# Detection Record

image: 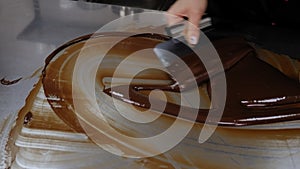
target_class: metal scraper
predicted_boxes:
[154,17,212,90]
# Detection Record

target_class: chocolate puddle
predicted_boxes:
[42,33,300,131]
[103,35,300,126]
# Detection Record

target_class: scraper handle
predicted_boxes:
[165,16,212,39]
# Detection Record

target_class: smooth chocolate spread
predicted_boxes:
[103,36,300,126]
[42,33,300,131]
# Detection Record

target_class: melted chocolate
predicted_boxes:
[103,36,300,126]
[241,95,300,109]
[0,77,22,85]
[23,111,33,125]
[42,33,171,132]
[42,33,300,129]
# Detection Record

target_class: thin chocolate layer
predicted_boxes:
[103,36,300,126]
[43,33,170,132]
[42,33,300,129]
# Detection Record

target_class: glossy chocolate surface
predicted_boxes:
[43,33,300,129]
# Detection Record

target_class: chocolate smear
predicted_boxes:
[0,77,22,85]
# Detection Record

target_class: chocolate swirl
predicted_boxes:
[42,33,300,133]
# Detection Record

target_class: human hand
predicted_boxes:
[167,0,207,45]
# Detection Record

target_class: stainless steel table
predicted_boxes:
[0,0,146,122]
[1,2,300,169]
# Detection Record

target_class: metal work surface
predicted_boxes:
[0,0,143,121]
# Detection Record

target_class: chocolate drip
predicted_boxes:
[0,77,22,85]
[23,111,33,125]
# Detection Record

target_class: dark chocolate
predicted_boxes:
[42,33,300,130]
[103,36,300,126]
[0,77,22,85]
[23,111,33,125]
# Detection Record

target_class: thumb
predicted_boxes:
[186,13,202,45]
[166,4,186,26]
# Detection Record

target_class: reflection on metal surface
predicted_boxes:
[77,0,176,11]
[59,0,75,9]
[17,0,124,45]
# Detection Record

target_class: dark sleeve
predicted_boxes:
[207,0,300,27]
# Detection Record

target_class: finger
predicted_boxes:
[187,16,201,45]
[166,2,187,26]
[166,13,184,26]
[186,11,204,45]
